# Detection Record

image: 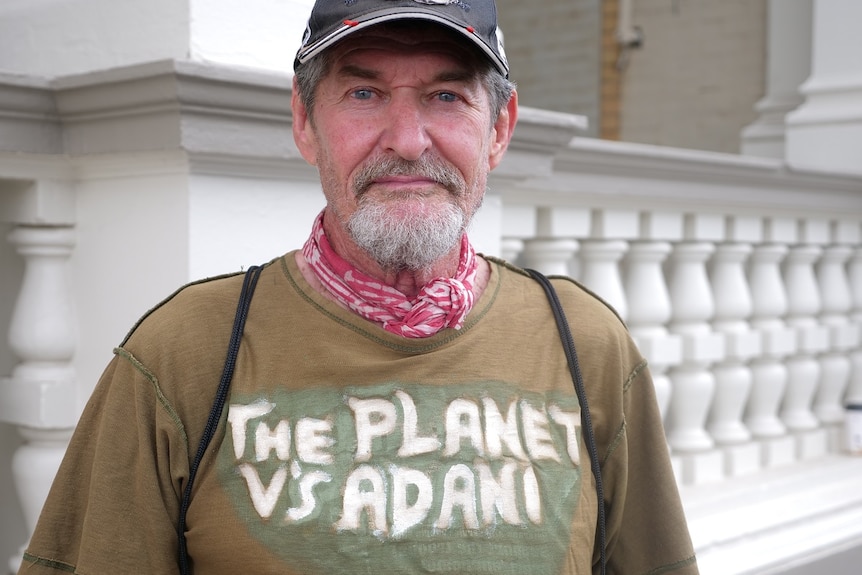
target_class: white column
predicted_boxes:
[847,246,862,405]
[624,212,684,426]
[746,220,798,467]
[0,226,78,574]
[519,207,588,276]
[785,0,862,176]
[520,239,579,276]
[781,245,825,432]
[499,238,524,264]
[740,0,813,158]
[665,215,726,484]
[709,240,762,475]
[500,204,538,266]
[625,241,679,421]
[667,242,718,453]
[815,244,855,439]
[579,240,629,320]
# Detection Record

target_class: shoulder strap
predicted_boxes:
[525,269,607,575]
[178,264,264,575]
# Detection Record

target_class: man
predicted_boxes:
[20,1,698,574]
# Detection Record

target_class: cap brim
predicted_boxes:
[296,8,509,78]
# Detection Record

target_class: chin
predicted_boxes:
[349,200,467,271]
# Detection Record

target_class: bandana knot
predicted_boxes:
[302,212,478,338]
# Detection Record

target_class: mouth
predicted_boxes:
[363,175,444,196]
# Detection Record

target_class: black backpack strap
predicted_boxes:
[178,264,264,575]
[526,269,607,575]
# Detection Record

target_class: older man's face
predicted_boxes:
[293,25,515,272]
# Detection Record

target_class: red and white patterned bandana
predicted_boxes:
[302,211,478,338]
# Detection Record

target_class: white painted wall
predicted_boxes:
[0,0,317,79]
[189,0,315,74]
[0,0,190,78]
[71,167,192,404]
[188,175,324,278]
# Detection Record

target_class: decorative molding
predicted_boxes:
[0,60,298,162]
[0,178,74,225]
[0,74,62,154]
[53,59,297,159]
[496,106,587,180]
[496,135,862,218]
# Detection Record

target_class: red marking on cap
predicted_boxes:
[344,19,359,27]
[466,26,475,33]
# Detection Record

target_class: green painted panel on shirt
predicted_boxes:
[218,380,582,575]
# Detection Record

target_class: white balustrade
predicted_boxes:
[579,240,628,320]
[499,238,524,264]
[624,241,680,420]
[518,207,585,276]
[1,225,78,574]
[746,242,793,444]
[520,237,579,276]
[666,238,724,482]
[781,244,825,432]
[708,243,757,443]
[847,247,862,405]
[815,245,855,431]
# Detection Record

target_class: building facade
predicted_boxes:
[2,1,862,573]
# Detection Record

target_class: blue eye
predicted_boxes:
[352,89,374,100]
[437,92,459,103]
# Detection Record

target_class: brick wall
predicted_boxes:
[619,0,767,153]
[496,0,767,154]
[497,0,602,137]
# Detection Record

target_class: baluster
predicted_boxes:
[500,203,536,266]
[848,246,862,405]
[666,220,725,483]
[816,243,856,450]
[1,225,78,574]
[579,240,629,320]
[747,234,797,468]
[709,236,762,477]
[783,222,833,459]
[500,238,524,265]
[520,238,579,276]
[746,244,790,436]
[519,207,586,276]
[624,241,680,422]
[580,209,639,320]
[781,245,824,431]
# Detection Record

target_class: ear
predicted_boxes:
[487,89,518,171]
[292,76,319,166]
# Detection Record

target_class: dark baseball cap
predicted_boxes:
[295,0,509,78]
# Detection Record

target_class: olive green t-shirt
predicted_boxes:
[21,253,697,575]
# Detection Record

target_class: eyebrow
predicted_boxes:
[335,63,477,86]
[336,64,379,81]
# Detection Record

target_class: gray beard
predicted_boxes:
[348,201,467,273]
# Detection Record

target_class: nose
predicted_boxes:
[379,92,432,162]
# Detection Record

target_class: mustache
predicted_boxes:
[352,155,466,197]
